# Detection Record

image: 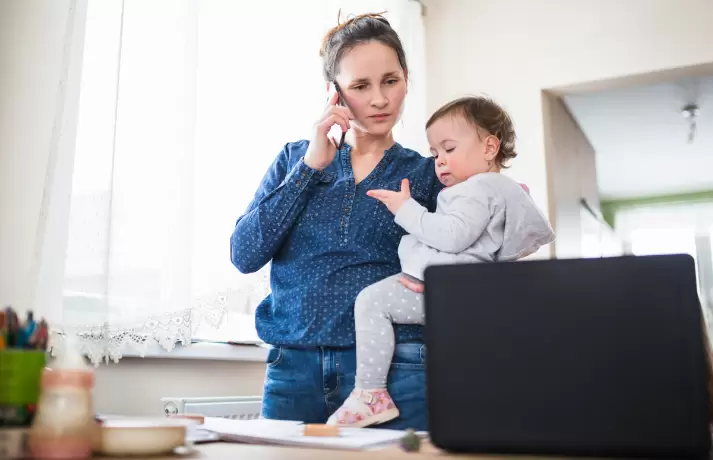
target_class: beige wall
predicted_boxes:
[423,0,713,242]
[93,359,266,416]
[542,94,599,258]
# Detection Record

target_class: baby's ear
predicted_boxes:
[484,135,500,159]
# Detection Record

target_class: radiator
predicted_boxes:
[161,396,262,420]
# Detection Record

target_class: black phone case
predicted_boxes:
[332,81,347,150]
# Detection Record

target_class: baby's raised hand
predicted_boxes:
[367,178,411,215]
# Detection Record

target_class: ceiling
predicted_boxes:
[562,75,713,201]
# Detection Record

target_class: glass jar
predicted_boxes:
[28,354,96,458]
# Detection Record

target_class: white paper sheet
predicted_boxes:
[201,417,415,451]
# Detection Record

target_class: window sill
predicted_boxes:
[119,342,269,362]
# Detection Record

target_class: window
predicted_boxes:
[580,206,623,258]
[61,0,426,363]
[629,228,697,259]
[614,201,713,315]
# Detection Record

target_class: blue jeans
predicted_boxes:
[261,343,427,431]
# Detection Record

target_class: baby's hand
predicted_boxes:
[398,275,424,293]
[367,178,411,215]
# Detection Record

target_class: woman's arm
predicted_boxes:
[231,87,352,273]
[230,142,323,273]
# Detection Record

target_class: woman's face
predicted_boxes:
[334,41,407,137]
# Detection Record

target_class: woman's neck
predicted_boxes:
[346,130,395,156]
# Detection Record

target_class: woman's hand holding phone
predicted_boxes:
[304,85,353,171]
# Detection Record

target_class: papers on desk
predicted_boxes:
[198,417,420,451]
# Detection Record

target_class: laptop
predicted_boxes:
[423,254,711,458]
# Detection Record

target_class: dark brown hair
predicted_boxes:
[426,96,518,169]
[319,12,408,82]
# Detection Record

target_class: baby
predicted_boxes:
[327,96,555,427]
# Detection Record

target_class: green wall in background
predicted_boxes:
[601,189,713,229]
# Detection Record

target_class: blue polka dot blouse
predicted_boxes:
[230,140,442,347]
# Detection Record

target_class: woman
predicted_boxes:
[230,13,440,430]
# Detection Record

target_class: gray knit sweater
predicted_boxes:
[394,172,555,280]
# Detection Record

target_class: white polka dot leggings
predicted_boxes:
[354,273,425,389]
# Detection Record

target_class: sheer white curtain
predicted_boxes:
[62,0,427,364]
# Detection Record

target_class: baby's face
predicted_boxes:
[426,115,498,187]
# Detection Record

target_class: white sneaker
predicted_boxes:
[326,389,400,428]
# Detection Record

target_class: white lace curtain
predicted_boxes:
[59,0,427,364]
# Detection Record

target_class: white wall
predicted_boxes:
[542,94,599,258]
[423,0,713,234]
[94,358,266,416]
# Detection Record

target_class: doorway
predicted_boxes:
[542,62,713,320]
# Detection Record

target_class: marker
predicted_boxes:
[19,311,36,348]
[5,307,19,348]
[33,320,49,351]
[0,310,6,350]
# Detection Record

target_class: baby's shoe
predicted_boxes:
[326,389,399,427]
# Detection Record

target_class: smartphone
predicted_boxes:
[332,81,347,150]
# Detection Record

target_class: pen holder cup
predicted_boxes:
[0,350,47,427]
